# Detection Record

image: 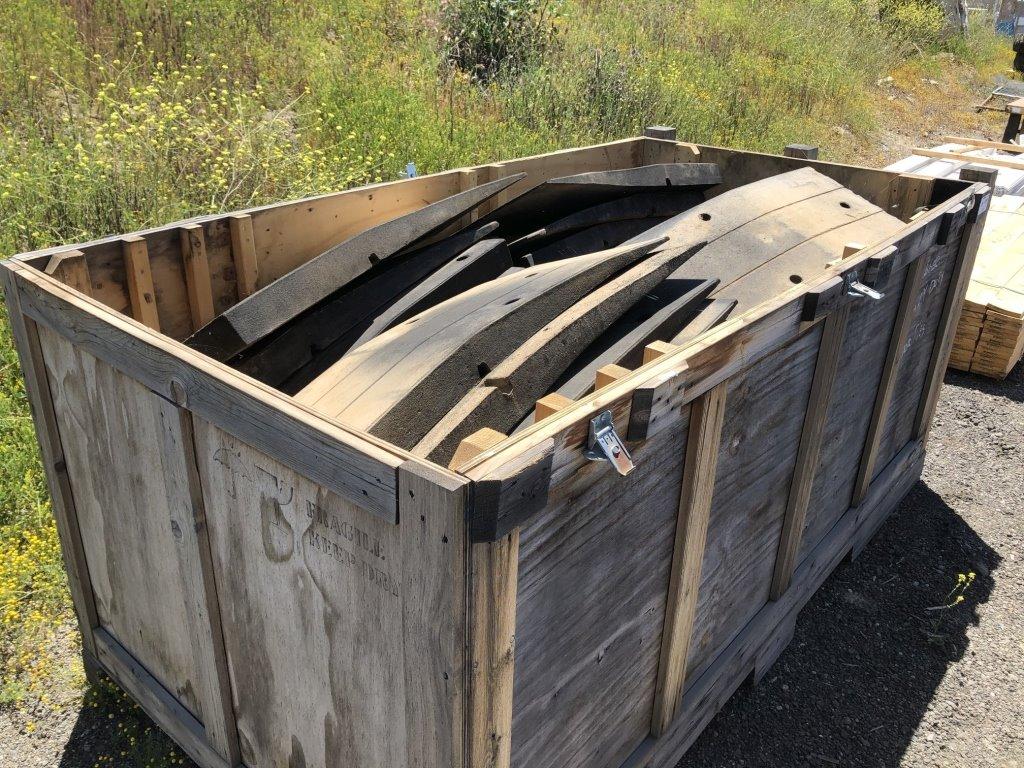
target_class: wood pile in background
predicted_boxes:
[888,137,1024,378]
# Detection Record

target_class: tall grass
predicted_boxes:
[0,0,1009,726]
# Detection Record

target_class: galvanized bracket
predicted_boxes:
[585,410,635,476]
[846,273,884,301]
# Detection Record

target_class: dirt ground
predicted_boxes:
[1,69,1022,768]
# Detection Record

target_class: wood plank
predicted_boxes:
[397,461,469,768]
[122,236,161,331]
[157,401,240,763]
[595,363,631,391]
[93,628,230,768]
[37,327,207,719]
[643,340,678,365]
[413,240,700,464]
[534,393,574,422]
[943,135,1024,153]
[300,240,664,452]
[769,304,850,600]
[237,222,500,390]
[7,261,404,521]
[683,328,822,690]
[915,189,989,437]
[651,382,728,737]
[44,249,92,296]
[350,238,512,349]
[0,270,100,664]
[180,224,216,329]
[450,429,516,768]
[852,251,928,505]
[194,424,464,768]
[189,175,524,360]
[913,147,1024,171]
[228,214,259,300]
[624,440,925,768]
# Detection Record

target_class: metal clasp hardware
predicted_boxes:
[845,270,884,301]
[585,410,635,476]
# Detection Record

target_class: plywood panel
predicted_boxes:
[194,422,465,768]
[510,409,690,768]
[684,327,822,683]
[37,326,204,717]
[876,240,959,472]
[797,262,908,561]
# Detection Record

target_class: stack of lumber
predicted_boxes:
[950,195,1024,376]
[888,136,1024,377]
[187,164,904,465]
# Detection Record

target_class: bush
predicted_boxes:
[440,0,561,82]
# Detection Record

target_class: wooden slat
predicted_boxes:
[0,271,100,665]
[533,393,574,423]
[913,147,1024,172]
[914,190,989,438]
[93,628,230,768]
[44,249,92,296]
[770,305,851,599]
[6,261,403,521]
[643,340,678,365]
[228,214,259,299]
[181,224,215,329]
[627,440,926,768]
[942,135,1024,154]
[451,429,517,768]
[852,253,928,505]
[651,381,728,737]
[595,363,630,390]
[158,401,240,763]
[122,236,161,330]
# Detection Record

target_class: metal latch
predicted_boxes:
[585,410,635,476]
[845,270,884,301]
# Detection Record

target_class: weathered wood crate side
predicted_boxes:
[0,262,471,768]
[0,137,989,768]
[458,178,988,768]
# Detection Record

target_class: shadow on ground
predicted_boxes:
[676,481,1000,768]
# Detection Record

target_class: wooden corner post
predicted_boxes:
[451,429,518,768]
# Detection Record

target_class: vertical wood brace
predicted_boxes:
[890,173,934,221]
[44,250,92,296]
[651,381,728,738]
[122,236,161,331]
[159,399,240,765]
[770,306,850,600]
[180,224,215,330]
[852,252,928,505]
[914,190,989,440]
[228,214,259,300]
[0,270,100,664]
[451,430,517,768]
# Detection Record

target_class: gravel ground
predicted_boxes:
[2,364,1020,768]
[678,360,1024,768]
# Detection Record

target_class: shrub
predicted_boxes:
[440,0,561,82]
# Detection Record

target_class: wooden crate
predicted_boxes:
[1,136,989,768]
